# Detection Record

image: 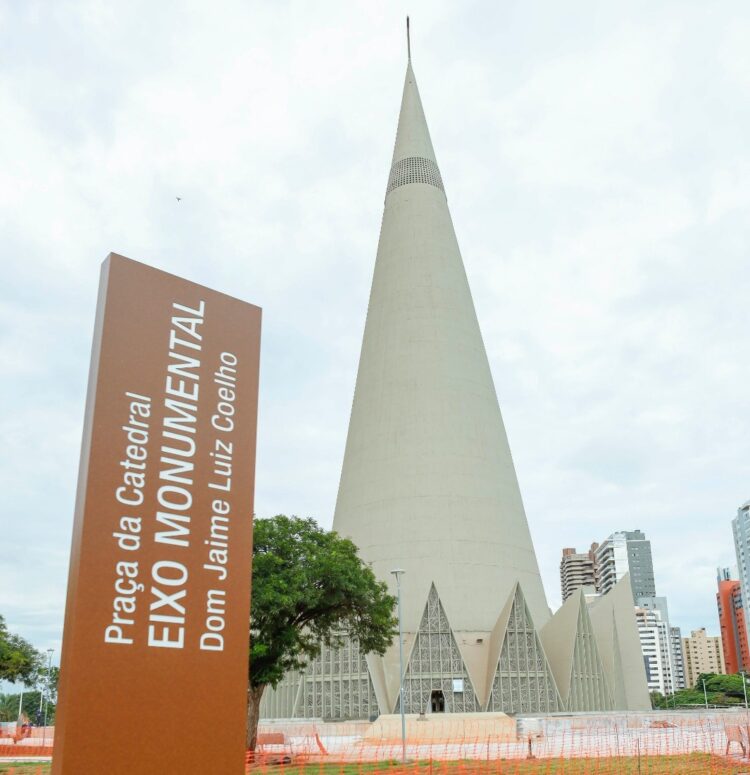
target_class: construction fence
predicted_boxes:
[4,711,750,772]
[0,725,53,758]
[253,710,750,761]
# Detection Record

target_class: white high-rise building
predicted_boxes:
[591,528,681,696]
[635,606,677,695]
[670,626,687,691]
[638,596,685,692]
[732,500,750,643]
[595,530,656,602]
[261,28,650,720]
[594,530,686,694]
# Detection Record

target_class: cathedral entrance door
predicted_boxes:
[430,690,445,713]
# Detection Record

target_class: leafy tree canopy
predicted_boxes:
[246,515,397,749]
[0,615,40,686]
[654,673,750,708]
[249,515,397,690]
[699,672,746,698]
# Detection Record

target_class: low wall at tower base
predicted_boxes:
[363,712,517,742]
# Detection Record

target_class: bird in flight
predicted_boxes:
[176,196,182,202]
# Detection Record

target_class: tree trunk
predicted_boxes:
[246,683,266,751]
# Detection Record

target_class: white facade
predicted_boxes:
[637,595,686,691]
[595,533,630,595]
[670,626,686,690]
[596,531,681,693]
[595,530,655,602]
[732,500,750,645]
[635,606,677,695]
[639,597,683,688]
[333,59,550,644]
[635,596,684,693]
[330,55,553,716]
[588,574,652,711]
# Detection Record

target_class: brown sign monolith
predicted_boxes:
[52,254,261,774]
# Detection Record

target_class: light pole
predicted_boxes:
[38,668,45,712]
[43,649,54,712]
[41,649,54,749]
[37,648,54,713]
[702,678,708,709]
[390,568,406,763]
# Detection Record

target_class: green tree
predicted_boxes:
[659,673,750,708]
[247,516,397,749]
[0,615,40,685]
[650,690,666,709]
[0,691,56,724]
[702,672,745,699]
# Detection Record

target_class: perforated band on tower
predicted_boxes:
[386,156,445,196]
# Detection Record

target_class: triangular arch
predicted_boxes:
[486,584,562,713]
[259,639,379,721]
[568,597,613,711]
[394,583,481,713]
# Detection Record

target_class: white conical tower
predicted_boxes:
[332,25,550,708]
[259,28,651,721]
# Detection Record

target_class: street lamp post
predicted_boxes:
[742,672,748,710]
[42,648,54,713]
[390,569,406,763]
[41,649,53,748]
[702,678,709,709]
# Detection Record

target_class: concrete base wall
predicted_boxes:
[364,712,516,742]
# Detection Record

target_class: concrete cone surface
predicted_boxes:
[333,60,550,696]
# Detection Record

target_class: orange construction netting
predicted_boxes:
[3,711,750,773]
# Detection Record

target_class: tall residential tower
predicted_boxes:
[560,545,597,601]
[732,501,750,644]
[717,567,750,674]
[595,530,655,600]
[682,629,725,687]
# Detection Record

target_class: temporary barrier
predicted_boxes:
[3,711,750,773]
[0,724,54,758]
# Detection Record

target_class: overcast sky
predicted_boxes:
[1,1,749,671]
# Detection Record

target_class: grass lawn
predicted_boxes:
[1,754,746,774]
[260,755,747,774]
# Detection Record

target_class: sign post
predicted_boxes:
[52,254,261,774]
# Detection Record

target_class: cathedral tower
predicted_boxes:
[260,27,649,719]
